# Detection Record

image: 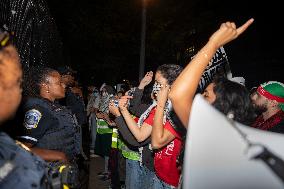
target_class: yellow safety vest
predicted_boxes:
[96,118,113,134]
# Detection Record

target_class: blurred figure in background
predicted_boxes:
[86,85,100,157]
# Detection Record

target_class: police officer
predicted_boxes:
[57,66,90,189]
[0,29,49,189]
[19,67,81,188]
[57,66,87,127]
[57,67,89,157]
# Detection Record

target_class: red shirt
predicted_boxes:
[144,108,182,187]
[252,110,284,131]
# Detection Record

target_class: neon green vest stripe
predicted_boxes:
[96,118,113,134]
[111,128,118,148]
[119,114,140,160]
[120,140,140,161]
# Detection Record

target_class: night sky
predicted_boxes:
[46,0,283,88]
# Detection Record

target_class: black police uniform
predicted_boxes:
[58,89,89,189]
[20,97,82,188]
[0,132,49,189]
[20,97,81,160]
[59,88,87,126]
[58,88,89,156]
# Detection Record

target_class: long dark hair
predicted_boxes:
[141,82,154,105]
[212,77,256,125]
[23,67,56,98]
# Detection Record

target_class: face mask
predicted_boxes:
[152,82,162,96]
[93,91,99,97]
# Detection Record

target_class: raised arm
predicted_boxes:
[109,101,151,147]
[169,19,254,127]
[119,96,152,142]
[151,84,175,149]
[138,71,153,89]
[129,71,153,115]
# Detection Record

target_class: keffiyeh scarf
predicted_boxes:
[137,82,176,164]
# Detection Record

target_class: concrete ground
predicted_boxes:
[88,156,111,189]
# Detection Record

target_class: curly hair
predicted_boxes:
[212,77,256,125]
[156,64,183,85]
[23,67,56,98]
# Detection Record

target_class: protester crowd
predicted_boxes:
[1,18,284,189]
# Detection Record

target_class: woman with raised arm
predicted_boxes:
[118,64,183,188]
[169,19,255,128]
[108,72,155,189]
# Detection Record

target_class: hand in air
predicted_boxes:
[209,18,254,49]
[118,95,133,111]
[109,101,121,117]
[139,71,153,89]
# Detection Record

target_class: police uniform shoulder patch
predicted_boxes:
[24,109,42,129]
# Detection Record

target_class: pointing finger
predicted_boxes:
[236,18,254,36]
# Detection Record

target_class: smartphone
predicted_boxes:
[112,99,119,107]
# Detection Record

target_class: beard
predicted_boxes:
[253,103,268,116]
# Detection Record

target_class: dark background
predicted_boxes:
[45,0,283,88]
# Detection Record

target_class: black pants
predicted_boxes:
[76,155,90,189]
[109,148,121,189]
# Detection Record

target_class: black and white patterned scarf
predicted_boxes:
[137,82,174,127]
[137,82,175,164]
[99,93,113,113]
